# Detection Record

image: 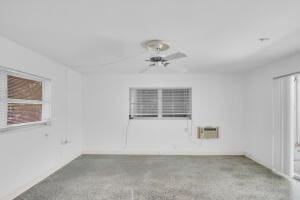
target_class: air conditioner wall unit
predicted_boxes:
[197,127,219,139]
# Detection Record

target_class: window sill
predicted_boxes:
[0,121,51,133]
[129,117,192,120]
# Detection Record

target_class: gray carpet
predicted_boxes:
[14,155,300,200]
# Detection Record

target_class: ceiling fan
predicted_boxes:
[140,40,187,73]
[72,39,187,73]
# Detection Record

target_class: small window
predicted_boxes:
[129,88,191,119]
[0,67,51,131]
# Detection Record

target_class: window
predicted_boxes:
[0,67,51,131]
[129,88,191,119]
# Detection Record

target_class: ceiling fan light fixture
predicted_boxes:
[141,39,187,73]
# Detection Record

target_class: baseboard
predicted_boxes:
[244,152,296,181]
[0,152,81,200]
[244,152,273,169]
[82,149,245,156]
[294,173,300,180]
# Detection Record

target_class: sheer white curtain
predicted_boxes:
[273,76,295,176]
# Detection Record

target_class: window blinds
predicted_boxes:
[0,67,51,130]
[162,88,191,118]
[129,88,191,119]
[7,75,43,124]
[130,89,159,118]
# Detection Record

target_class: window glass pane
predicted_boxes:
[129,88,192,119]
[7,103,42,125]
[130,89,158,118]
[7,75,42,100]
[162,88,191,118]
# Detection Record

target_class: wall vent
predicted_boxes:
[197,127,219,139]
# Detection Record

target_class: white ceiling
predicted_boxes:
[0,0,300,73]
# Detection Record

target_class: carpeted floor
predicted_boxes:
[14,155,300,200]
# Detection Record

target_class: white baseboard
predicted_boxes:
[244,152,296,181]
[294,173,300,180]
[244,152,273,169]
[82,149,245,156]
[0,153,81,200]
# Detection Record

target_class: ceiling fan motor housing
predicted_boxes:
[150,56,167,62]
[142,39,187,71]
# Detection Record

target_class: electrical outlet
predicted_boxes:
[61,140,69,145]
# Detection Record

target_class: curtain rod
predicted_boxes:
[273,71,300,80]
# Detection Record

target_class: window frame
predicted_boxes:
[129,87,192,120]
[0,66,51,132]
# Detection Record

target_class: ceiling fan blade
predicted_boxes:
[72,51,148,68]
[149,63,155,66]
[163,52,187,61]
[139,67,150,73]
[167,65,187,73]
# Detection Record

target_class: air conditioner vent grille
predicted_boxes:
[197,127,219,139]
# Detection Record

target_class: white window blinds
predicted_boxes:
[162,88,191,118]
[129,89,158,118]
[129,88,191,119]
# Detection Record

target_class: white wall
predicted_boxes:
[0,35,82,199]
[1,26,298,199]
[83,74,245,155]
[244,54,300,169]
